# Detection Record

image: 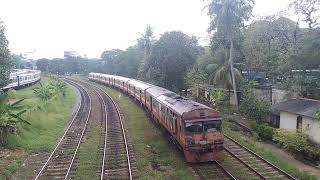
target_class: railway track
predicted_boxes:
[224,135,296,180]
[34,80,92,179]
[191,161,236,180]
[75,79,136,180]
[34,79,135,179]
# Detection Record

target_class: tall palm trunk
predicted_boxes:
[229,38,239,110]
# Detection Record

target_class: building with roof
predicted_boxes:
[272,98,320,144]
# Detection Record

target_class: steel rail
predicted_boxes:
[84,81,133,180]
[63,80,93,180]
[88,85,108,180]
[225,135,296,180]
[224,148,265,179]
[214,160,237,180]
[34,80,84,180]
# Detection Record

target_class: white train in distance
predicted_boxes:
[1,69,41,90]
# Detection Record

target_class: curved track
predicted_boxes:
[224,135,296,180]
[34,79,135,179]
[73,79,135,180]
[34,80,92,180]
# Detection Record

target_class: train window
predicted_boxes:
[185,120,222,134]
[203,120,222,132]
[185,122,202,134]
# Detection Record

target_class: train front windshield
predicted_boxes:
[185,120,222,134]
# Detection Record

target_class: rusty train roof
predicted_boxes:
[146,86,172,97]
[157,93,217,116]
[89,72,220,117]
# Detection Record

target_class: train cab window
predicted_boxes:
[185,120,222,134]
[185,122,202,134]
[203,120,221,132]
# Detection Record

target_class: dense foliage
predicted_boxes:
[0,20,13,88]
[0,92,29,145]
[239,82,271,122]
[33,80,68,101]
[140,31,202,91]
[253,123,275,141]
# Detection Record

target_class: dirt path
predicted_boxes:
[258,141,320,178]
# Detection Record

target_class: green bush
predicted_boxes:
[33,82,54,101]
[0,93,30,145]
[210,89,228,106]
[273,129,308,152]
[239,82,271,122]
[254,123,275,141]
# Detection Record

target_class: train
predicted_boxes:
[1,69,41,90]
[89,73,224,163]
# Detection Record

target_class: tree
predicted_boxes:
[243,16,300,80]
[186,47,215,88]
[137,25,155,58]
[36,58,50,72]
[137,25,155,79]
[100,49,124,74]
[0,20,12,88]
[116,46,143,78]
[144,31,201,91]
[206,0,254,109]
[290,0,320,29]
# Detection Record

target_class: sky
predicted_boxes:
[0,0,295,59]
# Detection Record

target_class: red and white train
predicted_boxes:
[89,73,224,162]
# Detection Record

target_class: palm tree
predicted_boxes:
[209,62,242,89]
[137,25,154,58]
[207,49,242,103]
[0,92,30,145]
[137,25,155,79]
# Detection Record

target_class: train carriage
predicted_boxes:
[157,95,224,162]
[127,79,152,105]
[88,72,224,163]
[113,76,131,93]
[2,69,41,90]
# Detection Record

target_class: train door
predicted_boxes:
[133,87,136,99]
[172,113,177,135]
[150,96,153,112]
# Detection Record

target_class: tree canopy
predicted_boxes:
[141,31,202,92]
[0,20,12,88]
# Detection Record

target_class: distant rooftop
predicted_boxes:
[272,98,320,119]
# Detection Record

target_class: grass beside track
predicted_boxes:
[94,82,194,180]
[74,126,101,180]
[222,119,318,180]
[8,78,76,152]
[0,78,76,179]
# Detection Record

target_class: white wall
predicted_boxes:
[280,112,297,129]
[280,111,320,144]
[302,116,320,144]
